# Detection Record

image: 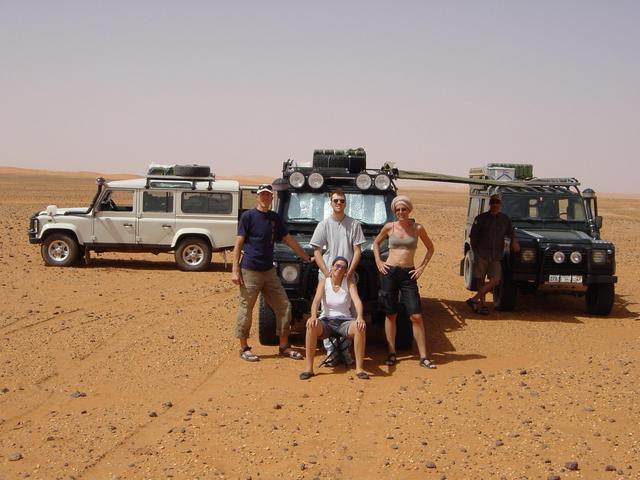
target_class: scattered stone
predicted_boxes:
[475,369,482,375]
[564,460,579,471]
[199,412,208,416]
[187,408,195,415]
[425,461,436,469]
[70,391,86,398]
[519,369,528,375]
[168,335,175,339]
[163,401,173,408]
[547,476,560,480]
[495,439,504,447]
[274,403,283,410]
[390,444,399,449]
[1,387,9,393]
[605,464,616,471]
[300,463,306,471]
[307,455,318,464]
[149,411,158,417]
[8,452,23,461]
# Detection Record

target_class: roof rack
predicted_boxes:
[524,177,580,187]
[144,174,216,191]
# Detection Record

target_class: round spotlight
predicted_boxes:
[280,264,300,283]
[520,248,536,263]
[553,251,566,264]
[356,174,372,190]
[570,251,582,264]
[288,171,305,188]
[307,172,324,189]
[374,174,391,190]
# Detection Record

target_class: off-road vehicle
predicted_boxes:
[257,148,414,347]
[28,165,255,271]
[461,163,617,315]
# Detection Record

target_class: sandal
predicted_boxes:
[299,371,314,380]
[279,344,303,360]
[419,358,437,369]
[240,346,259,362]
[384,353,397,366]
[356,371,370,380]
[466,298,479,313]
[477,305,490,315]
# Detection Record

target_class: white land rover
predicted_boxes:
[28,165,255,271]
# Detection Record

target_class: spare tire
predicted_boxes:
[174,164,211,177]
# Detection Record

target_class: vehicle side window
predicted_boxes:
[143,191,174,213]
[100,190,134,212]
[181,192,232,214]
[468,197,481,217]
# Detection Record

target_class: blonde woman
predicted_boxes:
[373,195,436,369]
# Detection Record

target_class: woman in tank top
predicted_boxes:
[373,194,436,369]
[300,256,369,380]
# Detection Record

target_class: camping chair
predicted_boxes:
[318,334,348,368]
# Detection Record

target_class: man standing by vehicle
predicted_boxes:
[467,194,520,314]
[310,189,366,364]
[232,184,312,362]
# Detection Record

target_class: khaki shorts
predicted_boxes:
[235,267,292,339]
[473,256,502,281]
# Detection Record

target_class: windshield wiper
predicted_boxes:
[288,217,318,222]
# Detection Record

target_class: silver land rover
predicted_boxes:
[28,165,254,271]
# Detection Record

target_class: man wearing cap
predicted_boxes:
[232,184,312,362]
[467,194,520,314]
[310,189,366,365]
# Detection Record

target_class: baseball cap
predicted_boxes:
[256,184,273,194]
[489,194,501,204]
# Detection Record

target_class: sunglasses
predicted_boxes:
[332,199,346,204]
[333,263,347,270]
[395,207,409,212]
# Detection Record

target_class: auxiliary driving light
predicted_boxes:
[374,174,391,190]
[570,251,582,264]
[553,251,565,264]
[288,171,305,188]
[307,172,324,189]
[356,174,372,190]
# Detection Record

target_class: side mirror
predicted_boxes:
[46,205,57,216]
[595,216,603,229]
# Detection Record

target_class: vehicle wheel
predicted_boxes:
[586,283,614,315]
[175,238,212,271]
[41,233,79,267]
[258,296,279,346]
[395,305,413,351]
[493,272,517,311]
[463,249,478,291]
[174,164,211,177]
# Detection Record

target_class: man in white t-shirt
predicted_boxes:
[310,189,366,365]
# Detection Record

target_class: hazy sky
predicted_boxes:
[1,1,638,192]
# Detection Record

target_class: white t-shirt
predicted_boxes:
[310,215,366,269]
[320,277,352,319]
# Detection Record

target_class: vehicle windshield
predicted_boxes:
[502,194,586,222]
[284,192,388,225]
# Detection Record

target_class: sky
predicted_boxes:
[1,1,638,193]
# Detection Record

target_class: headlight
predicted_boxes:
[374,174,391,190]
[288,172,305,188]
[520,248,536,263]
[356,173,372,190]
[592,249,607,264]
[280,264,300,283]
[570,251,582,264]
[553,251,565,264]
[308,172,324,189]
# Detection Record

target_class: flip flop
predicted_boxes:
[466,298,479,313]
[356,371,370,380]
[384,353,397,366]
[419,358,437,369]
[299,371,314,380]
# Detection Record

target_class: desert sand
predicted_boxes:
[1,169,638,479]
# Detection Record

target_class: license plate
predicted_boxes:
[548,275,582,283]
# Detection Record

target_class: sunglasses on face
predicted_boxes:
[333,263,347,270]
[395,207,408,212]
[332,198,345,204]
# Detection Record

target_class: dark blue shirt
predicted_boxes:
[238,208,288,271]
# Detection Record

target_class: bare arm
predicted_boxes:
[313,247,329,277]
[410,224,434,280]
[231,235,245,285]
[282,234,312,262]
[372,223,392,274]
[347,244,362,278]
[307,279,325,329]
[348,279,366,331]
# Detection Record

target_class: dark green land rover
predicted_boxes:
[461,163,617,315]
[257,149,414,348]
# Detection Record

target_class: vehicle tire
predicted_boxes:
[463,249,478,291]
[41,233,79,267]
[258,296,279,346]
[493,271,517,311]
[395,305,413,351]
[174,164,211,177]
[586,283,614,315]
[175,237,212,271]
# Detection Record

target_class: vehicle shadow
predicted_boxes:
[83,258,231,272]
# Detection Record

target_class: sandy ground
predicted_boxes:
[0,169,638,480]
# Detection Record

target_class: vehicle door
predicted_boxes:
[137,189,175,246]
[92,189,137,244]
